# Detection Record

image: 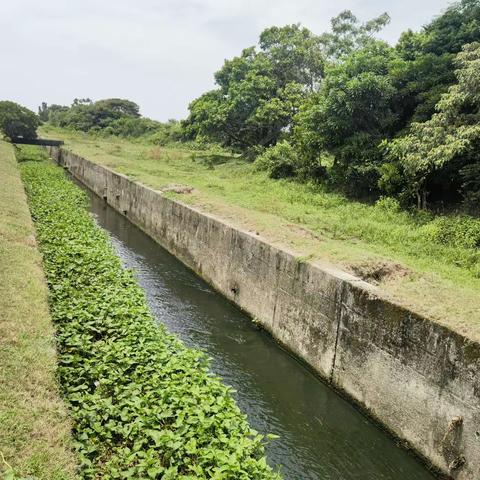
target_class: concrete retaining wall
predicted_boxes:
[48,147,480,479]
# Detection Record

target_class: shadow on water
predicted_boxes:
[86,189,436,480]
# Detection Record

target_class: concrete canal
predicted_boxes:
[86,187,436,480]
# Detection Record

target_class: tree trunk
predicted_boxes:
[416,189,428,210]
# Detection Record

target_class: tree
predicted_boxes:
[318,10,390,60]
[392,0,480,124]
[258,24,325,91]
[72,98,92,106]
[38,101,48,121]
[48,98,141,132]
[38,102,69,122]
[423,0,480,56]
[294,41,398,197]
[393,35,454,123]
[184,25,324,153]
[94,98,140,118]
[385,43,480,208]
[0,101,40,139]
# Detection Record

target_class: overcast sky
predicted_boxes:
[1,0,454,121]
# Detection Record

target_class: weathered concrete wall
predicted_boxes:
[48,147,480,479]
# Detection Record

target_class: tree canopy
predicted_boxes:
[183,24,326,153]
[0,101,39,139]
[385,42,480,208]
[318,10,391,60]
[44,98,141,132]
[293,41,398,196]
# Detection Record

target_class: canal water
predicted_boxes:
[86,190,436,480]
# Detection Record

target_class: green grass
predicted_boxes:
[0,141,77,479]
[20,146,279,479]
[41,126,480,341]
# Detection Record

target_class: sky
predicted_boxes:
[1,0,454,121]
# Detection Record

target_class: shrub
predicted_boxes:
[148,120,183,145]
[254,141,298,179]
[422,215,480,249]
[0,101,39,139]
[374,196,401,214]
[20,152,280,480]
[103,117,161,138]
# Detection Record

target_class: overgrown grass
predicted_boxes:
[20,146,279,479]
[40,126,480,340]
[0,142,77,479]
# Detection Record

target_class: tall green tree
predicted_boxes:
[183,24,324,153]
[393,0,480,124]
[258,24,325,91]
[0,101,39,139]
[393,32,454,124]
[385,43,480,208]
[318,10,390,60]
[294,41,398,196]
[423,0,480,55]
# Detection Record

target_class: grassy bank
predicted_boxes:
[0,142,77,479]
[20,146,279,479]
[40,126,480,341]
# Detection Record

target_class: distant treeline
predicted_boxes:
[38,98,183,146]
[182,0,480,210]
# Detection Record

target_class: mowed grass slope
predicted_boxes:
[41,126,480,341]
[0,141,77,479]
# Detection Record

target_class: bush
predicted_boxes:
[374,196,401,214]
[20,153,280,480]
[148,120,183,145]
[103,117,161,138]
[329,159,381,199]
[422,215,480,250]
[0,101,39,139]
[254,141,298,179]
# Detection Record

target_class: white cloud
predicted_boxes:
[0,0,453,120]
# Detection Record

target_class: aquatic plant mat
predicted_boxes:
[19,146,279,479]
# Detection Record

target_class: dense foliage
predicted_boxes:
[36,1,480,210]
[185,0,480,209]
[0,101,39,139]
[39,98,182,143]
[20,151,279,480]
[385,42,480,209]
[182,24,324,153]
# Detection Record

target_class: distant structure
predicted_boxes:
[11,137,64,147]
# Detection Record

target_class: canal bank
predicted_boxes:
[47,146,480,480]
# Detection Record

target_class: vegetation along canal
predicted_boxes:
[85,187,436,480]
